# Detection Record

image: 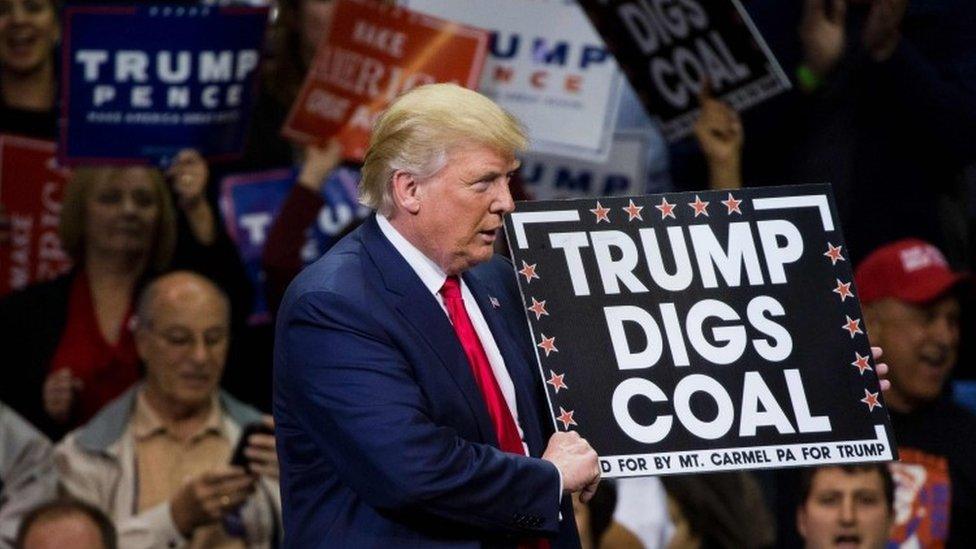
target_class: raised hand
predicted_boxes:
[863,0,908,61]
[166,149,215,245]
[167,149,209,211]
[42,369,82,423]
[800,0,847,77]
[694,86,743,190]
[298,138,343,193]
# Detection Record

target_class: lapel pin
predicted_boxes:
[489,296,500,309]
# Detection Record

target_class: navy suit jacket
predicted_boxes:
[273,215,580,548]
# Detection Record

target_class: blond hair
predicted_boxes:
[360,83,527,215]
[59,166,177,273]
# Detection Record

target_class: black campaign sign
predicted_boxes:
[577,0,790,142]
[504,185,897,477]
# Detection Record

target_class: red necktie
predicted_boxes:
[441,277,550,549]
[441,276,526,455]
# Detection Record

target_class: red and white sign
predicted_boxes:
[282,0,489,161]
[0,135,73,296]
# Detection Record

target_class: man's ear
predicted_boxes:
[796,506,808,540]
[884,509,895,539]
[134,326,150,363]
[862,302,883,340]
[391,170,421,214]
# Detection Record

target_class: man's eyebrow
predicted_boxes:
[463,161,521,182]
[464,169,504,183]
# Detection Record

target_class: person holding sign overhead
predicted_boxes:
[247,0,396,314]
[274,83,598,547]
[692,86,743,191]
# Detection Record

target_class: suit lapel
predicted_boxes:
[360,217,496,444]
[463,270,547,457]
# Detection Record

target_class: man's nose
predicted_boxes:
[189,338,210,363]
[121,194,139,214]
[839,498,857,525]
[493,182,515,215]
[929,315,958,347]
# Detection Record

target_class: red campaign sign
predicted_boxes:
[282,0,489,161]
[0,135,73,296]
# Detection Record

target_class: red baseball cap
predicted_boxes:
[855,238,970,305]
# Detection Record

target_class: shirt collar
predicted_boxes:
[131,390,224,442]
[376,213,448,297]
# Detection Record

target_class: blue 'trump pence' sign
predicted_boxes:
[61,4,268,164]
[220,167,369,324]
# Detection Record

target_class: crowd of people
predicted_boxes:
[0,0,974,547]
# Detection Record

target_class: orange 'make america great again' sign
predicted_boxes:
[282,0,489,161]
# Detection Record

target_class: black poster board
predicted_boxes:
[504,184,897,477]
[578,0,791,141]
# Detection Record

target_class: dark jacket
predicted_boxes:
[273,216,579,548]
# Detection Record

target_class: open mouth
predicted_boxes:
[919,351,949,369]
[916,353,952,383]
[833,534,861,547]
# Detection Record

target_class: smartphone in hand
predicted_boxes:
[230,422,275,472]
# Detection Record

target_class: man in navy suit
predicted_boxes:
[274,83,600,547]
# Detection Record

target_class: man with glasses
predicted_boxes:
[54,271,281,549]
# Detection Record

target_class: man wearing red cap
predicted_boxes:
[856,238,976,548]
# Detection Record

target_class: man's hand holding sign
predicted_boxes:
[504,185,896,477]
